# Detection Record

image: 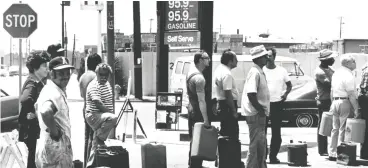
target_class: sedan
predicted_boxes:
[0,89,19,122]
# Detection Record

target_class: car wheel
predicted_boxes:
[295,113,314,127]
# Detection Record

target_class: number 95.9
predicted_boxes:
[168,1,189,8]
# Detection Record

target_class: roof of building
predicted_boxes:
[245,37,307,44]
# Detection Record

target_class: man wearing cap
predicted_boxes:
[314,49,337,156]
[328,54,360,161]
[241,45,270,168]
[47,43,65,59]
[35,56,75,168]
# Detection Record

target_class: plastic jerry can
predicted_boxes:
[337,142,357,166]
[345,118,366,143]
[319,112,333,136]
[287,141,308,166]
[191,122,218,161]
[141,142,167,168]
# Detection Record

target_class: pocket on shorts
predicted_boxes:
[43,136,66,164]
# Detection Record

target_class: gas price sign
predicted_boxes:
[164,1,198,31]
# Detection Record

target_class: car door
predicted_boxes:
[170,61,184,93]
[0,89,19,122]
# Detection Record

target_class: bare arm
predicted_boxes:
[225,90,237,114]
[197,92,209,123]
[247,93,265,116]
[39,101,60,140]
[93,99,111,112]
[222,74,237,115]
[281,81,293,101]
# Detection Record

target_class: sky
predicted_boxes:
[1,0,368,54]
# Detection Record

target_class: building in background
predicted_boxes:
[333,38,368,54]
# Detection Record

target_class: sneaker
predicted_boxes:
[269,158,281,164]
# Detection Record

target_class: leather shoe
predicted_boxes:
[320,153,329,156]
[269,158,281,164]
[328,156,337,161]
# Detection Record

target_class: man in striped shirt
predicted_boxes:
[85,63,117,168]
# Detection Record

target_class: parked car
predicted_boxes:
[8,66,19,76]
[0,89,19,123]
[171,55,318,127]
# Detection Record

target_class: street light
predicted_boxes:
[61,1,70,48]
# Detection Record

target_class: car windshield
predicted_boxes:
[282,62,303,76]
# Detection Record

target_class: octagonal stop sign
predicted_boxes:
[3,3,37,38]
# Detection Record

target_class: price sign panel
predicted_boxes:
[164,1,198,31]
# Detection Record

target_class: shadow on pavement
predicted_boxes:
[356,159,368,166]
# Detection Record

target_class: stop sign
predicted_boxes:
[3,3,37,38]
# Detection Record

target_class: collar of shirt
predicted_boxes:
[341,66,354,75]
[220,64,231,72]
[253,64,265,74]
[28,73,45,85]
[47,79,67,97]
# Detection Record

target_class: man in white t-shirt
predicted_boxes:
[263,47,292,164]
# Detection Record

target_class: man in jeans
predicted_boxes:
[263,47,292,163]
[241,45,270,168]
[186,50,211,168]
[314,49,337,156]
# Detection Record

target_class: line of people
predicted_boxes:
[18,43,117,168]
[186,45,292,168]
[186,45,368,168]
[315,49,368,161]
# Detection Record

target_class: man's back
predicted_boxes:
[79,71,96,101]
[315,66,334,100]
[186,68,205,116]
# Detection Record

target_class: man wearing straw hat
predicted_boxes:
[314,49,337,157]
[241,45,270,168]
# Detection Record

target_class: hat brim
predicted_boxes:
[318,52,338,60]
[57,48,65,52]
[252,50,271,60]
[53,65,75,70]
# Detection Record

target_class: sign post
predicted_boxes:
[3,3,37,103]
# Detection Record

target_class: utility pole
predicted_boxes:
[72,34,76,66]
[61,2,64,48]
[149,18,153,33]
[61,1,70,48]
[339,16,344,39]
[10,37,12,66]
[106,1,115,138]
[199,1,214,121]
[217,24,224,34]
[133,1,142,99]
[65,22,68,57]
[156,2,169,93]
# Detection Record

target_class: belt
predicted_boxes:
[333,97,348,100]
